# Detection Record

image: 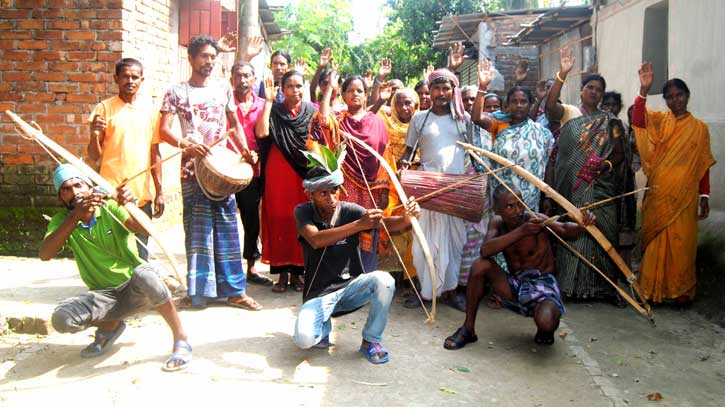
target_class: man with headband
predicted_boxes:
[400,68,471,312]
[40,164,191,371]
[293,145,419,364]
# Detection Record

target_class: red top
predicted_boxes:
[234,93,266,176]
[632,95,709,194]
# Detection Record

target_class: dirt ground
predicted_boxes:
[1,224,724,407]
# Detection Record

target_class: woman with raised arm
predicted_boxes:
[543,47,630,304]
[472,60,553,211]
[633,62,715,306]
[309,69,394,273]
[256,71,318,293]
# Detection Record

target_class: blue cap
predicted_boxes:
[53,164,92,193]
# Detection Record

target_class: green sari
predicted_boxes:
[553,110,630,299]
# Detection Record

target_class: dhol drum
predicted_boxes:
[194,146,253,201]
[399,169,487,222]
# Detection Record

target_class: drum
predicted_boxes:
[400,169,487,222]
[194,146,253,201]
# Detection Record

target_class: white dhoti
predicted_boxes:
[412,208,466,300]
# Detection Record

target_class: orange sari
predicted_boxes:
[634,111,715,302]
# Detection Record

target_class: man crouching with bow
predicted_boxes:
[40,164,191,371]
[445,184,596,349]
[293,145,419,364]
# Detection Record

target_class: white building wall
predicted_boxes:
[595,0,725,227]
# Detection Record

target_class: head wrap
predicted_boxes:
[53,163,91,193]
[301,143,347,192]
[302,168,344,192]
[428,69,466,123]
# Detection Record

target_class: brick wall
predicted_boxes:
[0,0,126,207]
[0,0,189,208]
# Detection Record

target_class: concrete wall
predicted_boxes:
[595,0,725,227]
[538,24,592,105]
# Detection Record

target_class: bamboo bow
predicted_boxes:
[6,110,185,289]
[458,141,654,322]
[341,131,438,322]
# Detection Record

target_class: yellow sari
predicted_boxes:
[634,111,715,302]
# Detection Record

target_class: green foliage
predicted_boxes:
[271,0,355,75]
[270,0,542,84]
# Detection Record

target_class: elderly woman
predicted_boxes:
[309,70,393,273]
[544,47,630,304]
[256,70,318,293]
[633,63,715,306]
[369,86,420,276]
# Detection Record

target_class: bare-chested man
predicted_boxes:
[444,184,596,349]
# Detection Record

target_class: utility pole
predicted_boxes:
[237,0,260,61]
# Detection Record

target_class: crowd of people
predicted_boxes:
[39,33,714,370]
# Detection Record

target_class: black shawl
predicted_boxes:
[266,101,317,178]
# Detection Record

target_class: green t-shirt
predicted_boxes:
[46,200,142,290]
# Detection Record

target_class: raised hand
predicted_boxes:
[329,66,340,91]
[262,72,276,103]
[477,59,495,89]
[378,57,392,80]
[448,41,466,71]
[378,81,392,102]
[638,62,654,92]
[423,64,434,81]
[319,48,332,68]
[363,69,374,90]
[514,59,529,83]
[218,31,238,52]
[294,57,307,75]
[559,46,575,75]
[244,35,264,60]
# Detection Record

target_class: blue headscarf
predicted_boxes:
[53,164,92,193]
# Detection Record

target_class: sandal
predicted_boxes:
[80,321,126,358]
[291,276,304,292]
[247,273,274,286]
[162,340,192,372]
[359,342,389,364]
[446,292,467,312]
[227,295,263,311]
[608,293,627,308]
[311,335,334,349]
[443,326,478,350]
[271,282,288,293]
[534,330,555,346]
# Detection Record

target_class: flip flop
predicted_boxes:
[247,273,274,286]
[534,330,555,346]
[227,296,263,311]
[311,336,334,349]
[443,326,478,350]
[162,340,192,372]
[80,321,126,358]
[271,282,288,293]
[359,342,389,364]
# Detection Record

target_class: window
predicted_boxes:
[642,0,668,94]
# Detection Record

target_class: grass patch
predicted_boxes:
[0,207,72,258]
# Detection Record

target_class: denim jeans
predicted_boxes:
[294,271,395,348]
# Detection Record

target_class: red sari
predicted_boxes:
[261,102,317,267]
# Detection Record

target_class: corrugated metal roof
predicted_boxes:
[505,5,592,46]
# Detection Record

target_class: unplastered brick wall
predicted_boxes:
[0,0,180,207]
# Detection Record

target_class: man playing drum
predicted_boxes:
[87,58,163,261]
[159,35,261,311]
